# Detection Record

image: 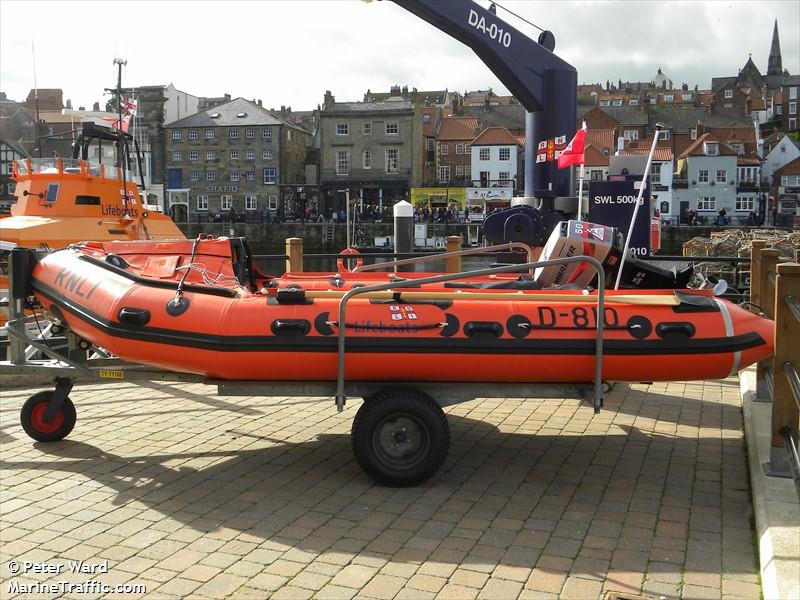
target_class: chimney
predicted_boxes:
[402,85,408,96]
[257,99,262,107]
[93,101,100,111]
[66,99,73,109]
[323,90,334,108]
[78,106,85,111]
[224,93,231,101]
[390,84,401,96]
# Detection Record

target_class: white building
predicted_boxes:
[469,127,522,190]
[673,134,739,221]
[762,134,800,187]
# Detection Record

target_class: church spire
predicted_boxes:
[767,19,782,77]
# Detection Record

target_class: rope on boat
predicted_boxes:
[175,262,241,288]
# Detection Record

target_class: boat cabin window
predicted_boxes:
[46,183,59,203]
[75,195,101,205]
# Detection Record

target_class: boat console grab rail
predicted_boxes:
[334,255,607,414]
[351,242,537,273]
[15,158,124,182]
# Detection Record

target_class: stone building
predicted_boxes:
[164,97,311,223]
[318,91,421,214]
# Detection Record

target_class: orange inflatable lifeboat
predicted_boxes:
[27,237,774,384]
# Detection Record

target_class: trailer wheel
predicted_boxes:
[351,388,449,486]
[20,391,76,442]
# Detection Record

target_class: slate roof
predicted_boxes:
[646,108,752,132]
[166,97,283,128]
[459,104,526,130]
[596,106,648,126]
[324,100,413,115]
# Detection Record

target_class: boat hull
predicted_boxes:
[30,245,774,384]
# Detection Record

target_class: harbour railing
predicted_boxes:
[751,242,800,495]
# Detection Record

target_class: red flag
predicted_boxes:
[102,116,130,133]
[557,123,587,169]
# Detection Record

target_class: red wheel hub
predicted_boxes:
[30,402,64,434]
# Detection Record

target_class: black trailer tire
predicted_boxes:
[20,391,77,442]
[351,388,449,486]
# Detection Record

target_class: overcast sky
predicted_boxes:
[1,0,798,112]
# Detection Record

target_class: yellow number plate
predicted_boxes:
[99,370,125,379]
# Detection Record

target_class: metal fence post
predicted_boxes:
[767,262,800,476]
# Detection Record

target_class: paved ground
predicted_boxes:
[0,378,761,599]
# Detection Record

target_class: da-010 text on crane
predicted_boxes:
[467,9,512,48]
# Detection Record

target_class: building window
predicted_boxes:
[188,130,198,140]
[336,151,350,175]
[263,167,277,184]
[363,150,372,169]
[205,129,215,140]
[659,130,670,141]
[172,151,182,161]
[629,99,639,106]
[228,129,239,139]
[189,150,199,161]
[664,94,673,102]
[206,171,216,182]
[246,170,256,182]
[221,195,232,211]
[600,100,610,107]
[499,171,510,185]
[438,165,450,183]
[196,195,208,211]
[698,170,709,183]
[363,123,372,135]
[230,149,239,160]
[230,170,240,182]
[499,147,511,161]
[246,149,255,160]
[705,142,718,156]
[698,196,715,210]
[245,194,257,211]
[777,105,783,115]
[650,163,661,184]
[206,150,216,160]
[716,169,727,183]
[690,128,697,140]
[736,196,755,211]
[789,102,797,115]
[724,89,733,99]
[440,144,449,155]
[336,123,349,136]
[731,143,744,155]
[479,148,490,160]
[262,149,272,160]
[171,130,181,140]
[465,144,471,154]
[386,122,398,135]
[781,176,788,186]
[456,143,465,155]
[385,148,399,174]
[623,129,639,141]
[683,93,693,101]
[245,128,255,139]
[263,128,272,140]
[268,195,278,210]
[189,171,199,182]
[790,87,798,100]
[612,99,623,106]
[790,117,797,131]
[455,165,464,177]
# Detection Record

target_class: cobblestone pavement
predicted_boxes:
[0,379,760,599]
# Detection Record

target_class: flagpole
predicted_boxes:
[613,124,663,290]
[576,163,584,221]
